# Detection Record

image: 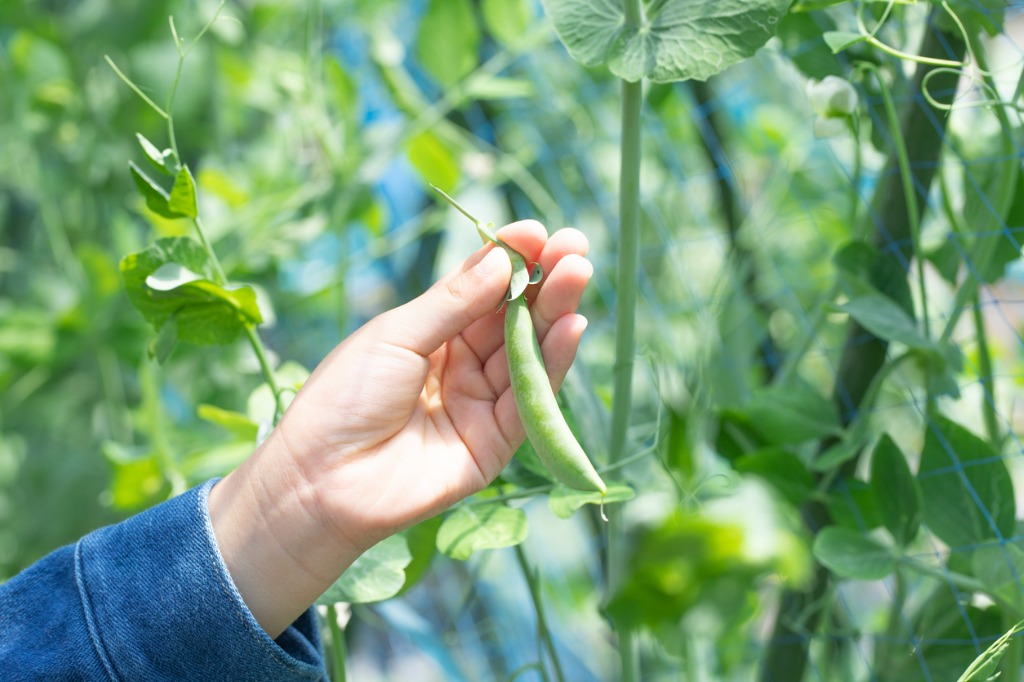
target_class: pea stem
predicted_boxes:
[430,184,482,226]
[513,544,566,682]
[326,604,347,682]
[608,0,645,675]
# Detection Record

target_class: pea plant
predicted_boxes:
[93,0,1024,680]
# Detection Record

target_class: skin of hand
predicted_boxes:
[208,220,592,639]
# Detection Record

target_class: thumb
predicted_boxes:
[378,246,511,357]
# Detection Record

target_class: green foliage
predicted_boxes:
[120,237,262,347]
[958,620,1024,682]
[734,450,814,506]
[869,435,922,547]
[481,0,533,49]
[436,504,528,560]
[547,482,634,519]
[541,0,790,83]
[834,294,933,352]
[317,535,412,605]
[918,417,1015,549]
[407,132,460,194]
[607,489,810,633]
[416,0,480,87]
[971,544,1024,613]
[812,526,895,580]
[726,381,839,446]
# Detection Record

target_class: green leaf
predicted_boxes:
[942,0,1004,38]
[735,450,814,506]
[869,435,922,547]
[436,504,527,560]
[965,166,1024,284]
[145,262,204,290]
[501,438,556,488]
[736,381,839,445]
[317,535,412,605]
[407,131,460,194]
[101,442,167,511]
[540,0,790,83]
[775,11,842,80]
[606,507,809,631]
[397,516,442,595]
[481,0,532,48]
[168,166,198,220]
[918,416,1016,549]
[925,237,963,285]
[834,293,934,351]
[136,132,173,175]
[958,618,1024,682]
[825,480,883,532]
[813,424,871,472]
[149,314,178,364]
[325,55,358,124]
[181,441,254,482]
[812,527,896,580]
[823,31,866,53]
[416,0,480,87]
[971,544,1024,613]
[196,404,258,440]
[120,237,263,346]
[129,161,175,218]
[548,482,635,519]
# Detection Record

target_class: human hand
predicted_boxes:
[209,220,591,638]
[278,220,592,547]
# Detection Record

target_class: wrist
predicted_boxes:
[208,427,363,639]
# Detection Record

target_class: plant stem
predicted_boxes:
[608,70,643,682]
[166,54,186,168]
[514,544,565,682]
[858,62,930,342]
[326,604,347,682]
[973,293,1000,446]
[876,568,906,671]
[189,215,285,420]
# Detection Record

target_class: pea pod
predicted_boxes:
[431,186,607,494]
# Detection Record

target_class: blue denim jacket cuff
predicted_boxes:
[76,479,325,681]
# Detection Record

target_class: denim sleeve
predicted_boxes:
[0,479,327,681]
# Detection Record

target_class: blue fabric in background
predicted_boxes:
[0,479,326,681]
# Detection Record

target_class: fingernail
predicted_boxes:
[475,247,508,277]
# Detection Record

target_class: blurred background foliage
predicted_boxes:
[4,0,1024,680]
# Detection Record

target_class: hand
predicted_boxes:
[209,220,592,638]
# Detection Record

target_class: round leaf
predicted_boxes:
[540,0,790,83]
[436,504,527,560]
[317,535,412,605]
[812,527,896,580]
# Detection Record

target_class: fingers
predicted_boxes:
[437,220,547,288]
[449,220,549,356]
[375,246,511,357]
[530,254,592,343]
[462,224,591,362]
[383,216,590,364]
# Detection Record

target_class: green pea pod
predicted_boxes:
[430,186,606,494]
[505,291,607,493]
